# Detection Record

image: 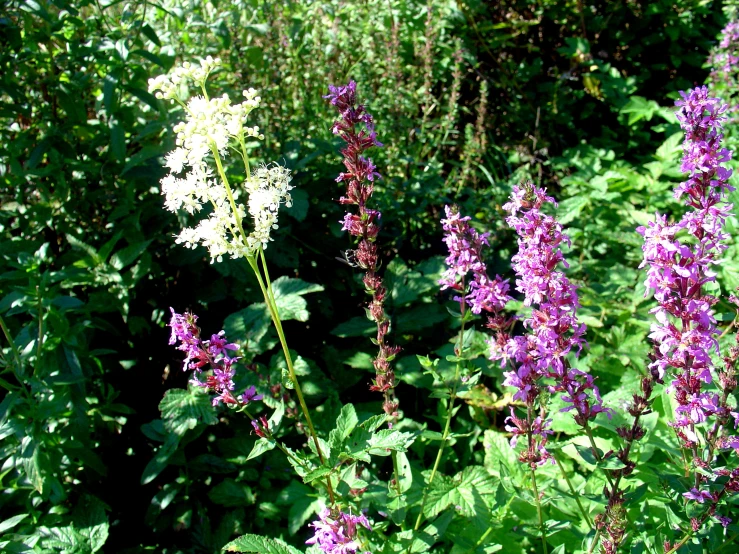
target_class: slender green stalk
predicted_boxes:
[253,252,335,504]
[554,453,592,529]
[0,315,23,374]
[410,305,467,543]
[35,284,44,365]
[587,528,601,554]
[208,144,334,502]
[531,467,548,554]
[583,423,615,489]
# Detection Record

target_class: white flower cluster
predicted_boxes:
[148,56,222,100]
[152,60,293,263]
[245,164,294,251]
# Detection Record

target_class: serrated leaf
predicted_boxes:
[223,533,303,553]
[159,387,218,435]
[73,495,109,552]
[329,404,358,452]
[271,277,323,322]
[367,429,416,455]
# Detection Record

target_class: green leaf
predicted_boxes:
[271,277,324,322]
[0,514,28,534]
[109,240,152,270]
[73,495,109,553]
[20,437,44,493]
[329,403,358,452]
[209,478,255,507]
[223,533,303,553]
[331,316,374,337]
[423,473,456,518]
[367,429,416,455]
[483,430,523,484]
[159,387,218,435]
[223,304,273,355]
[141,434,180,485]
[247,438,276,461]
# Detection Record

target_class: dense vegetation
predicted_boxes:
[1,0,738,552]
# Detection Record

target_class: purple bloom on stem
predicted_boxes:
[493,182,609,426]
[683,488,713,503]
[306,508,371,554]
[439,205,512,316]
[241,385,263,404]
[638,86,734,446]
[715,514,732,528]
[168,309,263,411]
[327,81,399,418]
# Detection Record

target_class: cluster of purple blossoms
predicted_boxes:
[637,87,735,449]
[306,508,371,554]
[709,19,739,121]
[439,205,512,317]
[491,183,610,465]
[168,309,263,407]
[325,81,400,418]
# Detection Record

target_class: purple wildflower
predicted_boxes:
[168,309,263,409]
[439,205,512,317]
[683,487,713,503]
[306,508,371,554]
[638,87,734,446]
[493,183,609,425]
[326,81,400,418]
[504,408,554,466]
[241,385,263,404]
[709,20,739,120]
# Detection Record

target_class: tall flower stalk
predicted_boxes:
[151,58,334,503]
[325,81,401,420]
[409,206,511,541]
[490,183,610,554]
[637,86,738,534]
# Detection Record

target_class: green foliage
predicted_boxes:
[3,0,739,552]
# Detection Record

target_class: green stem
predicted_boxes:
[587,528,601,554]
[531,467,548,554]
[410,366,460,537]
[0,315,23,375]
[253,251,335,505]
[583,423,615,489]
[410,303,466,541]
[554,453,592,529]
[35,284,44,365]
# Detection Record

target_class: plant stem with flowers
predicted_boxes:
[324,80,401,421]
[150,58,335,504]
[408,206,512,544]
[637,85,739,540]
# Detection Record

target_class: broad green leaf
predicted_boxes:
[159,387,218,435]
[223,533,303,553]
[329,403,358,452]
[73,495,109,553]
[209,479,255,507]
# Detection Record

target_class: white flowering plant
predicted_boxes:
[149,56,293,263]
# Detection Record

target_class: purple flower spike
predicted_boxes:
[638,87,734,447]
[439,205,512,316]
[168,310,263,411]
[327,81,399,419]
[306,508,371,554]
[493,182,609,427]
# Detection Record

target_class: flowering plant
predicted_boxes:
[147,60,739,554]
